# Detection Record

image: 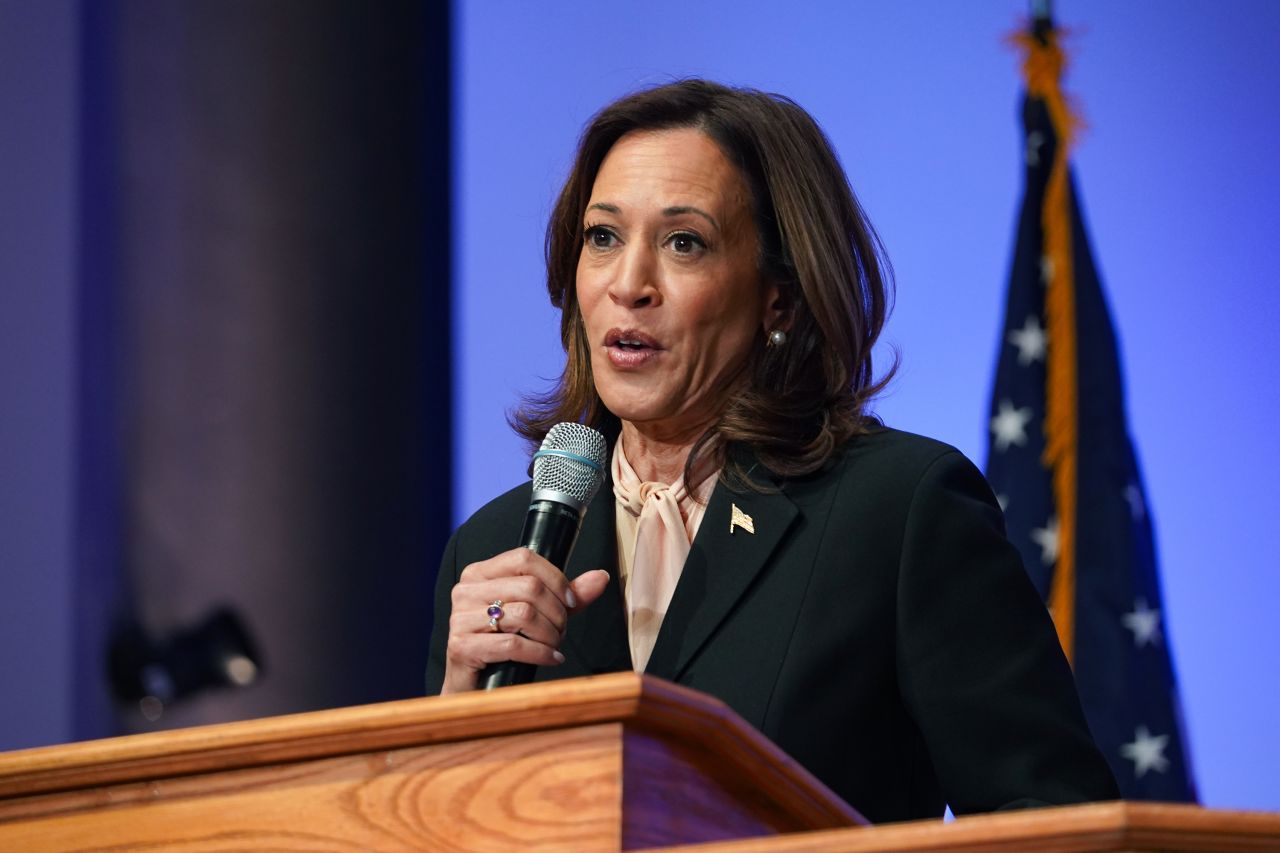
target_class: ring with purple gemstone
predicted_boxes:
[486,600,505,631]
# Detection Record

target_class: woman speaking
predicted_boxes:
[425,79,1118,823]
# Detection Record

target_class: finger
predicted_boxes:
[452,551,580,633]
[440,630,567,695]
[568,569,611,614]
[460,573,571,634]
[459,598,563,647]
[460,547,577,607]
[447,627,566,673]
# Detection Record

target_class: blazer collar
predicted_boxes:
[644,448,799,682]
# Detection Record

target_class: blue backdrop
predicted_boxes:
[453,1,1280,811]
[3,0,1276,816]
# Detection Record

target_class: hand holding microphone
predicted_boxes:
[440,423,609,694]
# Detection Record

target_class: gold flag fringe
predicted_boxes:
[1010,27,1084,664]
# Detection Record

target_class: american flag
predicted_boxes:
[984,23,1196,801]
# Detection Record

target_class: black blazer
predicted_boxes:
[426,428,1119,823]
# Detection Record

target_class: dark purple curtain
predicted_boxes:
[76,0,449,737]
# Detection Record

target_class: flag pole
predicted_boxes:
[1012,1,1081,661]
[1031,1,1054,44]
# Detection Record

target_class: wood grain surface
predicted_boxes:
[648,801,1280,853]
[0,725,624,851]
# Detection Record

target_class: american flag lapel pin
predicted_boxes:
[730,503,755,535]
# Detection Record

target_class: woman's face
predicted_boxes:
[576,127,780,442]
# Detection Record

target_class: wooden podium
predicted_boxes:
[0,673,861,850]
[1,673,1277,851]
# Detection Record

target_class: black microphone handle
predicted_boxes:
[479,499,583,690]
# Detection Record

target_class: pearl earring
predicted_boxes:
[767,329,787,347]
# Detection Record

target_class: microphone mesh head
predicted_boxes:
[532,423,608,509]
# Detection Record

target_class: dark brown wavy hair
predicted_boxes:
[513,79,895,486]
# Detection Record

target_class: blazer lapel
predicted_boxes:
[644,460,798,681]
[562,484,632,673]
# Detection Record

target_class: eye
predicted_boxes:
[666,231,706,256]
[584,225,619,250]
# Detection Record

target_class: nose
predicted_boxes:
[608,245,660,308]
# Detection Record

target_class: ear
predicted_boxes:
[761,279,793,333]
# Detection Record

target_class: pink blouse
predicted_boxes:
[611,437,720,672]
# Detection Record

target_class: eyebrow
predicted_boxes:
[664,205,719,230]
[585,202,720,230]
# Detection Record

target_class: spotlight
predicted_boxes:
[108,607,263,721]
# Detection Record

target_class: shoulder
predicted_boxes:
[449,480,533,567]
[776,426,1000,530]
[837,425,966,476]
[809,426,989,496]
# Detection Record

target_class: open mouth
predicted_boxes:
[605,329,661,351]
[604,328,662,366]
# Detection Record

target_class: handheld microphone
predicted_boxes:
[479,422,607,690]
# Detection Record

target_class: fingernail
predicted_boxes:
[552,650,565,664]
[565,588,578,608]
